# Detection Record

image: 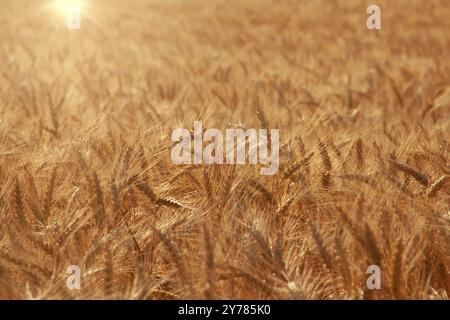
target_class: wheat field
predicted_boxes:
[0,0,449,300]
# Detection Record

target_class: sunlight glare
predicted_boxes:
[51,0,87,16]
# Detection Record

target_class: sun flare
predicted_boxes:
[51,0,86,15]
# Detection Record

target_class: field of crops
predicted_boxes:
[0,0,449,299]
